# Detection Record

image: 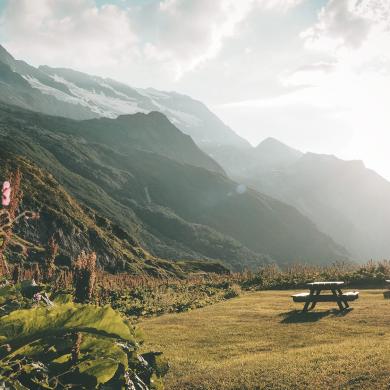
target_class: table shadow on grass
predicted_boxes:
[280,308,353,323]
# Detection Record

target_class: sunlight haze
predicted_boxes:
[1,0,389,178]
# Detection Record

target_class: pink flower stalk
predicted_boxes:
[33,292,42,302]
[2,181,11,207]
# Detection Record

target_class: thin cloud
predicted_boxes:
[1,0,139,74]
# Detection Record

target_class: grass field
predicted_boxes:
[141,289,390,389]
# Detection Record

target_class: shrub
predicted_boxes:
[224,283,241,299]
[43,236,58,282]
[73,251,97,303]
[0,284,168,389]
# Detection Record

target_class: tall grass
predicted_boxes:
[11,260,390,319]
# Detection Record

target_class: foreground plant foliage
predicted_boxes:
[0,284,168,389]
[0,170,169,389]
[1,259,389,388]
[15,260,390,321]
[97,260,390,318]
[104,281,242,318]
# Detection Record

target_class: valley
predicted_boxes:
[0,101,347,272]
[0,33,389,390]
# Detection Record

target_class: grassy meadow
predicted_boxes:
[141,289,390,390]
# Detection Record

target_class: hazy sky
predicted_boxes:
[1,0,389,178]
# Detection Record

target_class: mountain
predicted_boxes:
[202,137,303,180]
[32,109,225,175]
[254,137,303,169]
[0,102,347,270]
[238,139,390,261]
[0,46,96,120]
[0,44,249,150]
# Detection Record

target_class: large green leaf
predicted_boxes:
[0,302,136,346]
[0,285,20,305]
[6,334,129,386]
[76,334,129,384]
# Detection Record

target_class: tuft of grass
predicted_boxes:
[141,289,390,390]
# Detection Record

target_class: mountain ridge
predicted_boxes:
[235,138,390,261]
[0,101,348,270]
[0,44,249,149]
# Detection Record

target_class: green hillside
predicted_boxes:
[0,154,190,276]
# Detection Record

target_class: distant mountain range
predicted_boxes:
[0,44,248,150]
[228,138,390,261]
[2,43,386,273]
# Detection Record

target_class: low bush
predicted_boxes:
[0,282,167,389]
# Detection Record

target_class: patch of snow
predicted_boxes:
[137,88,170,100]
[23,73,203,132]
[138,87,203,129]
[166,107,202,128]
[146,97,201,129]
[22,75,84,106]
[31,73,150,117]
[51,74,149,117]
[99,81,135,101]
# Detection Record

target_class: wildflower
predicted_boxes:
[33,292,42,303]
[1,181,11,207]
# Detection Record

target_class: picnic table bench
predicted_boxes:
[292,281,359,312]
[384,280,390,299]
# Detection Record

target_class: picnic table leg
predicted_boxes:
[308,289,321,311]
[337,288,349,308]
[302,288,314,312]
[332,289,345,311]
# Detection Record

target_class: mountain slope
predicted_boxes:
[0,103,270,271]
[0,153,186,276]
[0,102,347,269]
[64,111,225,174]
[238,140,390,261]
[0,44,249,150]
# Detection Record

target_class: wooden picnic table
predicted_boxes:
[292,281,359,312]
[384,280,390,299]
